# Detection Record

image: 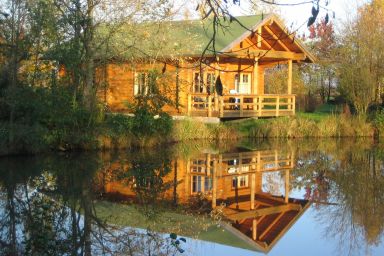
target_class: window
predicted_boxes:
[134,71,156,96]
[192,165,205,173]
[193,72,203,93]
[191,159,215,175]
[191,159,205,173]
[206,73,215,94]
[228,159,239,166]
[234,74,240,92]
[134,72,149,96]
[234,73,251,94]
[192,176,202,193]
[192,72,215,94]
[192,175,212,193]
[243,74,249,83]
[204,177,212,192]
[232,175,249,189]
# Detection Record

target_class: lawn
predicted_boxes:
[296,103,342,122]
[94,200,256,251]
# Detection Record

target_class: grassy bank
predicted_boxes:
[0,113,378,156]
[172,113,374,140]
[95,200,254,251]
[231,114,374,138]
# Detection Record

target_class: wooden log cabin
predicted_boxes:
[99,14,315,119]
[102,147,310,253]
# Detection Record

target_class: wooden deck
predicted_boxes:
[187,94,295,118]
[222,194,311,253]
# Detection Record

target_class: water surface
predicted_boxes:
[0,138,383,255]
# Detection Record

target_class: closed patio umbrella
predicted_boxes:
[215,76,223,96]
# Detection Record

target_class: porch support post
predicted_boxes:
[215,61,220,112]
[219,97,224,117]
[212,158,217,209]
[285,169,290,203]
[208,95,212,117]
[250,173,255,210]
[253,57,259,95]
[187,94,191,116]
[252,218,257,240]
[287,59,292,94]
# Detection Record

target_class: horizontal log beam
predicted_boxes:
[224,50,306,60]
[249,50,305,60]
[226,204,302,221]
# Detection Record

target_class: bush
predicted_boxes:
[0,85,100,153]
[104,113,133,138]
[131,106,172,139]
[373,111,384,136]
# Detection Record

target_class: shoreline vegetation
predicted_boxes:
[1,101,383,156]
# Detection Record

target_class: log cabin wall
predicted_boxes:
[102,158,265,204]
[100,59,268,115]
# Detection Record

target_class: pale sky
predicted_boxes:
[174,0,370,34]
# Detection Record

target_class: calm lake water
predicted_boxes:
[0,138,383,256]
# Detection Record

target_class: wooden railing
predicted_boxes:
[188,150,295,177]
[187,94,295,118]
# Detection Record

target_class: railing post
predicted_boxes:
[258,96,262,116]
[292,95,296,115]
[274,150,278,170]
[253,96,257,116]
[187,94,191,116]
[208,95,212,117]
[239,95,243,117]
[219,97,224,118]
[214,96,219,112]
[276,96,280,117]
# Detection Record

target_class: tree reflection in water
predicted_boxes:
[292,139,384,255]
[96,149,176,219]
[0,153,180,256]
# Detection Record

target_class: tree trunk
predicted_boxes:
[83,0,95,111]
[327,71,332,102]
[82,189,92,256]
[7,0,26,150]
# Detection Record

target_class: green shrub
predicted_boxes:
[105,113,133,138]
[131,107,172,139]
[156,112,173,137]
[373,111,384,136]
[0,84,101,152]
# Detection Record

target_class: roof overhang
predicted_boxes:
[220,14,316,63]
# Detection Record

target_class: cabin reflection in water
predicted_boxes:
[104,149,310,253]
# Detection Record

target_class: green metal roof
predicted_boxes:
[164,14,265,55]
[99,15,266,61]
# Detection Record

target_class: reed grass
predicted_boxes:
[240,114,374,138]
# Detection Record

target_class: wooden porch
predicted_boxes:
[187,93,296,118]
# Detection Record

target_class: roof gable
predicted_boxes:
[221,14,316,62]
